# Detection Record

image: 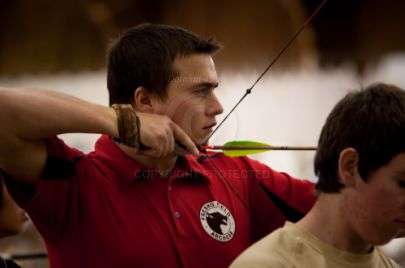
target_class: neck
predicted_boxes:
[118,144,178,176]
[298,193,373,254]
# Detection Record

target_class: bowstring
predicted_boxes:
[205,0,328,144]
[200,0,328,211]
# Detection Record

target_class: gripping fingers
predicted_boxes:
[172,123,199,155]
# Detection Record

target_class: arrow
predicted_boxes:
[199,140,317,157]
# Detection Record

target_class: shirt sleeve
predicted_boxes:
[229,237,288,268]
[242,156,316,243]
[6,136,85,245]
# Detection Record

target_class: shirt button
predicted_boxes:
[175,211,181,218]
[168,186,172,192]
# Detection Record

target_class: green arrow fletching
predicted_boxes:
[222,140,271,157]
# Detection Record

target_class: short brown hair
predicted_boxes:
[314,83,405,192]
[107,23,221,105]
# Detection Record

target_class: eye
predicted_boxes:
[398,180,405,188]
[194,87,210,96]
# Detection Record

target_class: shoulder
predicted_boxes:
[374,248,401,268]
[230,225,295,268]
[42,136,88,180]
[45,136,85,158]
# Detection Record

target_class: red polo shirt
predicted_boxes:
[11,135,315,268]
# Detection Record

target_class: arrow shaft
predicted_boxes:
[202,145,317,151]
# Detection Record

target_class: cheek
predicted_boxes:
[372,187,403,213]
[344,191,379,228]
[158,95,208,139]
[345,188,402,243]
[162,95,205,118]
[170,101,206,127]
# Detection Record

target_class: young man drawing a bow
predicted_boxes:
[0,24,315,268]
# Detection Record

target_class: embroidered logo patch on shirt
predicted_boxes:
[200,201,235,242]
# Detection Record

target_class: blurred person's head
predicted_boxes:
[315,83,405,193]
[0,174,28,238]
[314,82,405,245]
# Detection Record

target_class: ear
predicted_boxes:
[338,148,360,187]
[133,86,154,112]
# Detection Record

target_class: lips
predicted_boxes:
[203,122,217,129]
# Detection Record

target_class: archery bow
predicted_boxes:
[203,0,328,148]
[198,0,328,210]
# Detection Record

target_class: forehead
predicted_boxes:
[171,54,218,85]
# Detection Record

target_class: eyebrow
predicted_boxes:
[195,82,219,89]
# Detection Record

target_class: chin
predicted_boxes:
[368,234,397,246]
[196,140,208,146]
[192,136,208,146]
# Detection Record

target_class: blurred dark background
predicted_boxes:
[1,0,405,75]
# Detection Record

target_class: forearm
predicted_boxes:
[0,87,118,140]
[0,86,197,183]
[0,87,119,185]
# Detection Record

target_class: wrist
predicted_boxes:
[111,104,141,148]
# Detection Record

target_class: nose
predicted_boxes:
[206,92,224,116]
